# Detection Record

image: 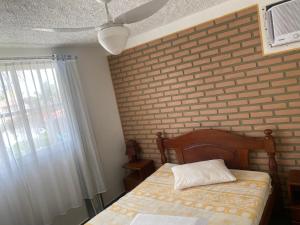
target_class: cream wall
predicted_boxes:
[0,47,52,58]
[0,46,127,225]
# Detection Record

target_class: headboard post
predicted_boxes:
[264,129,279,184]
[156,132,167,164]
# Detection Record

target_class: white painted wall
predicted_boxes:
[0,47,52,58]
[0,46,127,225]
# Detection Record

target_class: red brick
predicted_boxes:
[183,54,199,62]
[190,45,209,54]
[184,67,201,75]
[243,53,262,62]
[220,43,241,53]
[176,63,193,70]
[208,24,228,34]
[217,29,239,38]
[211,54,231,62]
[239,91,259,98]
[263,103,287,110]
[261,88,285,95]
[165,46,180,54]
[242,38,260,48]
[271,79,297,87]
[221,58,242,66]
[249,97,272,104]
[240,105,261,112]
[266,117,290,124]
[239,23,259,32]
[214,67,234,75]
[198,35,217,44]
[230,33,252,43]
[270,63,297,72]
[190,31,207,40]
[193,58,210,66]
[167,58,182,66]
[235,62,257,71]
[209,40,229,48]
[201,49,219,57]
[250,111,273,118]
[215,14,236,24]
[201,62,219,71]
[233,48,255,57]
[284,53,300,61]
[276,109,300,116]
[286,70,300,77]
[178,75,193,82]
[247,82,269,90]
[174,50,190,58]
[181,41,198,49]
[172,36,188,45]
[229,17,251,28]
[258,57,282,66]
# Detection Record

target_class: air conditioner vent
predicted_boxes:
[266,0,300,47]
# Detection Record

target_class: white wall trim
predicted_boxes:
[126,0,259,49]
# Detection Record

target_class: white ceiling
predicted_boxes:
[0,0,230,48]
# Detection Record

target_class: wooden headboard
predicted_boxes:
[156,129,278,182]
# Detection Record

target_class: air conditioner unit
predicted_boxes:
[266,0,300,47]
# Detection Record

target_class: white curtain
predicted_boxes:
[0,57,106,225]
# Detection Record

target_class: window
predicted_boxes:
[0,63,69,159]
[0,59,106,225]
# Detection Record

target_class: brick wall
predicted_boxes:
[108,6,300,200]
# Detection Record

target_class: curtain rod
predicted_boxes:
[0,54,78,61]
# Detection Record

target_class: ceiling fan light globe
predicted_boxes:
[97,26,129,55]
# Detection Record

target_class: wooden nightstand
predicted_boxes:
[288,170,300,225]
[123,159,155,192]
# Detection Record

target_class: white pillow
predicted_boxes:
[171,159,236,190]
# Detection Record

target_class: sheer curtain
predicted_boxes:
[0,57,106,225]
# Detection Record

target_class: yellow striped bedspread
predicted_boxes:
[86,163,271,225]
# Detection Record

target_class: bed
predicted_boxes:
[86,129,279,225]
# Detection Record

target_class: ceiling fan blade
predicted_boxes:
[114,0,169,24]
[32,27,97,32]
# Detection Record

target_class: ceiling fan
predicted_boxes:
[33,0,169,55]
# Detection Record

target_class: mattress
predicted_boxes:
[86,163,272,225]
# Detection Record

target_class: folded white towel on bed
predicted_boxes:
[130,214,208,225]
